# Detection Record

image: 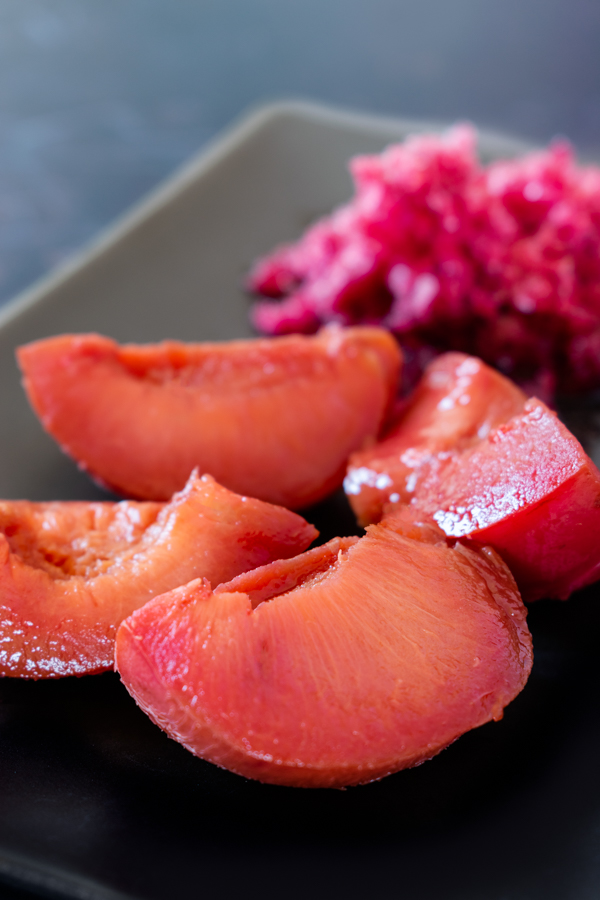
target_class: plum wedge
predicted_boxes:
[412,399,600,601]
[18,326,400,508]
[345,352,527,525]
[116,508,532,789]
[0,472,317,678]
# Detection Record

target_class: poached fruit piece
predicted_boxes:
[0,472,317,678]
[18,326,401,508]
[116,507,532,789]
[345,353,527,525]
[412,398,600,601]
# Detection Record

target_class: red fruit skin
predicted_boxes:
[413,398,600,600]
[116,508,532,789]
[17,326,401,508]
[345,353,527,525]
[0,472,317,678]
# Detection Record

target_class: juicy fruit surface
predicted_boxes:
[249,124,600,400]
[116,508,532,789]
[0,472,317,677]
[345,352,527,525]
[18,326,401,508]
[413,399,600,601]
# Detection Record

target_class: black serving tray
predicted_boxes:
[0,102,598,900]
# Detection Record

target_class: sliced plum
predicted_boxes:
[116,507,532,788]
[345,352,527,525]
[18,326,401,508]
[412,398,600,600]
[0,472,317,678]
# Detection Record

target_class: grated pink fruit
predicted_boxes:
[248,126,600,400]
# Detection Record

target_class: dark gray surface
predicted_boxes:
[1,0,600,306]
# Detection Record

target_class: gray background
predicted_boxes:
[1,0,600,307]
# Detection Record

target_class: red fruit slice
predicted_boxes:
[0,472,317,678]
[345,353,527,525]
[116,507,532,789]
[412,398,600,600]
[18,326,401,508]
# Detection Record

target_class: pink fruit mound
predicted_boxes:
[249,125,600,399]
[0,472,317,678]
[18,326,400,508]
[412,399,600,601]
[115,507,532,789]
[345,352,527,526]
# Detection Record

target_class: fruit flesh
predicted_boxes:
[0,472,317,678]
[412,398,600,600]
[18,326,401,508]
[345,353,527,525]
[116,508,532,789]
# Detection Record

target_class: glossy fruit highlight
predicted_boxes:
[412,398,600,600]
[345,352,527,525]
